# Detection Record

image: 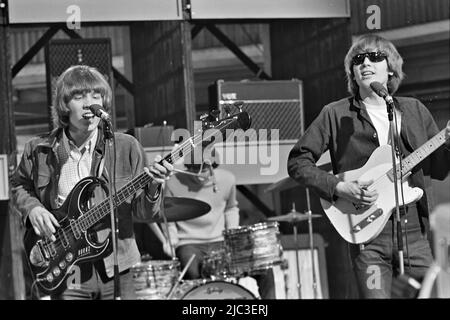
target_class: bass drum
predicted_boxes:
[181,280,256,300]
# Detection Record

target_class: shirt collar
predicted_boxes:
[62,128,98,155]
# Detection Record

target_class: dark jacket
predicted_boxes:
[287,96,450,216]
[11,127,162,277]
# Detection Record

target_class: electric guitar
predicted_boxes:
[320,128,448,244]
[24,109,251,294]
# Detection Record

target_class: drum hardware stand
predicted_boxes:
[280,259,290,299]
[305,188,318,299]
[159,201,177,259]
[167,253,196,300]
[290,202,302,299]
[103,119,121,300]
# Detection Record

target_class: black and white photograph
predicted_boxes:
[0,0,448,310]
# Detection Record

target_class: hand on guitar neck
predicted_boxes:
[146,155,173,185]
[334,179,378,209]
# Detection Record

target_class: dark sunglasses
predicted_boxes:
[352,52,387,65]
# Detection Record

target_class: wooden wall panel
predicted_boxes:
[0,20,24,299]
[270,18,357,299]
[130,21,195,132]
[270,18,351,124]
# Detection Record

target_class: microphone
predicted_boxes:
[89,104,111,122]
[370,81,394,105]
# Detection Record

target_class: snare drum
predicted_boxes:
[131,259,180,300]
[180,280,256,300]
[224,222,283,276]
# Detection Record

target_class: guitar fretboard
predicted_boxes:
[74,115,244,231]
[391,129,447,179]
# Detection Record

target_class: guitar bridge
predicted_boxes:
[352,209,383,233]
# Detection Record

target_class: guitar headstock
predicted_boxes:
[200,102,251,132]
[161,105,251,166]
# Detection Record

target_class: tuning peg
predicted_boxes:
[234,101,244,112]
[223,105,231,116]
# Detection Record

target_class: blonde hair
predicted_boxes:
[344,34,404,97]
[51,65,112,128]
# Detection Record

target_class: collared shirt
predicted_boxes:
[56,129,98,206]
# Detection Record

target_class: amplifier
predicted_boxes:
[209,79,304,142]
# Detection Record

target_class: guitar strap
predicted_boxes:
[97,156,106,179]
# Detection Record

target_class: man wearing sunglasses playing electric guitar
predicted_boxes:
[288,34,450,298]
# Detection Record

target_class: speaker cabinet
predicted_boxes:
[209,79,304,142]
[45,38,115,129]
[272,233,329,299]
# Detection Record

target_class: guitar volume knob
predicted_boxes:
[46,273,54,283]
[66,253,73,262]
[53,267,61,277]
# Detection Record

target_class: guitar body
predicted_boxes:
[23,177,111,294]
[320,145,423,244]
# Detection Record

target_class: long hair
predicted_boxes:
[344,34,404,97]
[51,65,112,129]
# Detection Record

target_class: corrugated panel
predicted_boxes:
[192,23,263,49]
[350,0,449,34]
[130,21,195,130]
[271,19,351,125]
[9,23,263,66]
[9,26,127,65]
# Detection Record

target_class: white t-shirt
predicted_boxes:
[363,101,401,146]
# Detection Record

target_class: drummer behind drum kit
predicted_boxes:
[131,194,323,300]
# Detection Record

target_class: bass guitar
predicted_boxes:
[24,109,251,294]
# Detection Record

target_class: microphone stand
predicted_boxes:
[103,119,121,299]
[289,202,302,299]
[386,99,405,275]
[305,188,318,298]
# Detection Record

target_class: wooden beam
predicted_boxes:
[190,23,204,39]
[0,16,25,300]
[237,185,276,217]
[204,23,272,80]
[11,26,60,78]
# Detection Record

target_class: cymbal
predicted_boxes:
[267,211,322,223]
[154,197,211,222]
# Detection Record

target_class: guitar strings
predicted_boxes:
[41,116,239,254]
[367,128,445,193]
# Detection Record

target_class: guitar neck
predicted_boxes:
[393,128,447,177]
[76,113,247,230]
[76,135,202,230]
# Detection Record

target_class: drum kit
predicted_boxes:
[131,190,323,300]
